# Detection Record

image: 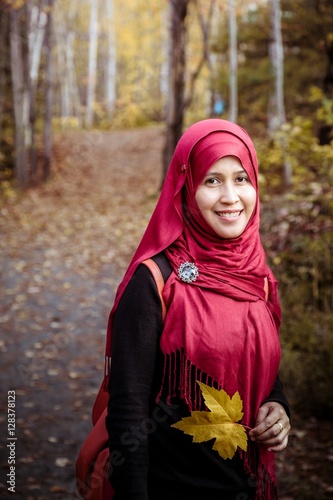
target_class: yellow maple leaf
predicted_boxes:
[171,381,248,460]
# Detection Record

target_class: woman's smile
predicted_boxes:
[215,210,242,220]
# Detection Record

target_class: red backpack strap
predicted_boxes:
[264,276,269,302]
[142,258,167,322]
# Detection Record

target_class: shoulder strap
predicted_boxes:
[264,277,269,302]
[142,258,167,322]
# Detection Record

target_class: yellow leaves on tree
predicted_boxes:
[172,381,248,460]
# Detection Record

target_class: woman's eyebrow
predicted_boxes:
[204,169,247,177]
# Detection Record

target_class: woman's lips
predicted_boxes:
[215,210,242,220]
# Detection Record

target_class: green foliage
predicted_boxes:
[258,103,333,417]
[257,92,333,195]
[262,198,333,416]
[281,0,333,115]
[0,132,15,187]
[309,86,333,127]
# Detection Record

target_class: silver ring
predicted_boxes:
[277,422,284,433]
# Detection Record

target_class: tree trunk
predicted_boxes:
[268,0,291,188]
[0,10,8,139]
[28,0,48,184]
[319,3,333,145]
[85,0,99,127]
[185,0,216,111]
[162,0,216,182]
[67,30,83,126]
[55,21,71,119]
[105,0,116,115]
[268,0,286,132]
[29,3,48,83]
[162,0,190,179]
[43,0,54,182]
[228,0,238,123]
[160,8,169,109]
[10,7,28,188]
[55,14,82,126]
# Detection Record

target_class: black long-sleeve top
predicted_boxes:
[105,253,290,500]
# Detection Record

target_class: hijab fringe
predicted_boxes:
[241,444,278,500]
[156,348,277,500]
[156,348,215,411]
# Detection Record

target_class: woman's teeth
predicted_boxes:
[217,211,241,219]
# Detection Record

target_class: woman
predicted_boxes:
[105,119,291,499]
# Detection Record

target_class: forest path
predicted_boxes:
[0,127,332,499]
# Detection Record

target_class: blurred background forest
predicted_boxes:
[0,0,333,493]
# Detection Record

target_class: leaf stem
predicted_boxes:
[243,425,253,431]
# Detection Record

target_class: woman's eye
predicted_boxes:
[236,176,248,183]
[205,177,219,185]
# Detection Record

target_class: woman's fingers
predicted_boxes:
[267,433,289,452]
[249,402,291,452]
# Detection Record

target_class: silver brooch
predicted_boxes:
[177,262,199,283]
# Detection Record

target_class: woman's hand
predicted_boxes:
[248,402,291,452]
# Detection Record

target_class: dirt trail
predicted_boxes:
[0,127,332,499]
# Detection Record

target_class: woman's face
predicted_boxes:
[195,156,256,239]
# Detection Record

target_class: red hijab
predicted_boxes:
[107,119,281,499]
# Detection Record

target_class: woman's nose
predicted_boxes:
[219,182,239,204]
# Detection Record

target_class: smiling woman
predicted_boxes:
[105,119,291,500]
[195,156,256,239]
